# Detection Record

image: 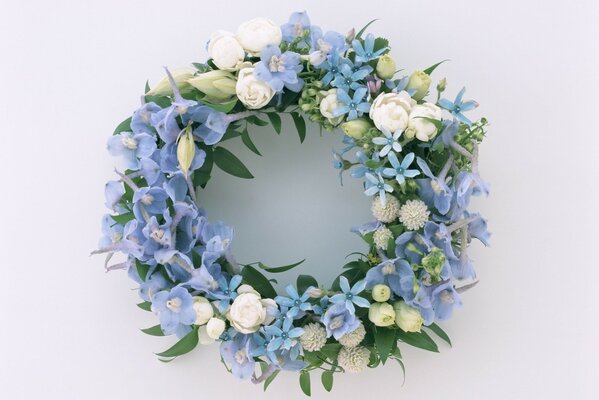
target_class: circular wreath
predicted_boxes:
[95,11,490,394]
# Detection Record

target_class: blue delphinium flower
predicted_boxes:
[365,258,415,301]
[254,44,304,92]
[275,284,313,318]
[159,141,206,174]
[281,11,311,42]
[382,152,419,184]
[431,281,462,320]
[151,286,196,337]
[189,106,232,145]
[309,30,347,65]
[321,302,360,340]
[364,173,393,205]
[438,87,479,125]
[352,33,387,63]
[139,157,162,186]
[131,102,161,135]
[372,128,402,157]
[132,186,169,221]
[220,333,255,380]
[107,132,156,171]
[139,273,168,302]
[331,63,371,92]
[465,212,491,246]
[333,87,370,121]
[104,181,124,212]
[142,213,173,256]
[329,276,369,313]
[416,157,454,215]
[265,317,304,352]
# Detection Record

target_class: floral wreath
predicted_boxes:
[95,11,490,395]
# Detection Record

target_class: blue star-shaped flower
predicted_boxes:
[382,152,420,184]
[438,87,479,125]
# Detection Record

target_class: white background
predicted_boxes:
[1,0,598,399]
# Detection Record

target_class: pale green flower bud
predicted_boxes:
[436,77,447,93]
[406,70,432,101]
[393,301,424,332]
[187,70,237,101]
[300,103,312,112]
[146,66,195,96]
[376,54,397,79]
[341,118,373,139]
[177,128,195,176]
[371,284,391,302]
[368,302,396,327]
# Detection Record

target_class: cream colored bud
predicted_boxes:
[187,70,237,101]
[406,70,432,101]
[371,284,391,302]
[376,54,396,79]
[368,302,396,327]
[177,128,195,176]
[341,118,373,139]
[393,301,424,332]
[146,66,195,96]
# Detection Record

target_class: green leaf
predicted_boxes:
[396,329,439,353]
[319,343,342,360]
[299,372,311,396]
[193,146,214,188]
[266,113,282,134]
[263,369,280,391]
[290,112,307,143]
[374,328,397,364]
[144,80,150,94]
[155,327,199,358]
[213,147,254,179]
[241,128,262,156]
[426,323,452,346]
[373,37,390,54]
[423,59,449,75]
[241,265,277,298]
[110,212,134,225]
[321,371,334,392]
[418,116,444,131]
[275,90,301,112]
[355,19,379,39]
[257,259,305,273]
[141,325,164,336]
[114,117,132,135]
[297,274,318,294]
[137,301,152,311]
[247,115,269,126]
[203,98,238,113]
[144,95,171,108]
[136,260,150,282]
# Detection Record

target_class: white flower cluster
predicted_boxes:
[371,195,401,222]
[373,226,393,250]
[338,322,366,348]
[300,323,327,352]
[398,199,430,231]
[338,346,370,373]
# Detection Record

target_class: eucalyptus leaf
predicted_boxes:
[213,147,254,179]
[155,326,199,358]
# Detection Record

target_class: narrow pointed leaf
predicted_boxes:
[356,19,379,39]
[299,372,311,396]
[321,371,333,392]
[141,325,164,336]
[266,112,282,134]
[426,323,452,346]
[114,117,132,135]
[263,369,280,391]
[396,329,439,353]
[155,327,199,358]
[213,147,254,179]
[241,265,277,298]
[374,327,397,364]
[423,59,449,75]
[257,259,305,273]
[241,128,261,156]
[297,274,318,294]
[290,112,306,143]
[137,301,152,311]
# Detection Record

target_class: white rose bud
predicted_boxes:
[228,292,269,333]
[236,17,282,55]
[368,302,396,327]
[406,70,432,101]
[146,66,195,96]
[341,118,373,140]
[198,325,215,345]
[369,91,416,132]
[376,54,396,79]
[235,67,276,109]
[371,284,391,302]
[187,70,237,101]
[206,317,226,339]
[319,89,344,125]
[394,301,424,332]
[192,296,214,326]
[207,30,246,71]
[405,103,443,141]
[236,284,260,296]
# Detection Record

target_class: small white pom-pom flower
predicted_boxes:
[398,199,430,230]
[371,195,400,223]
[300,323,327,352]
[373,226,393,250]
[338,322,366,348]
[338,346,370,373]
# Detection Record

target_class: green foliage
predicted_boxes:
[137,302,152,311]
[266,112,282,134]
[396,329,439,353]
[373,37,390,54]
[297,274,318,293]
[263,369,280,391]
[256,259,305,273]
[290,112,307,143]
[136,260,150,282]
[423,59,449,75]
[355,19,379,39]
[156,326,199,359]
[241,128,261,156]
[113,117,132,135]
[141,325,165,336]
[241,265,277,298]
[321,371,334,392]
[213,146,254,179]
[111,212,134,225]
[426,323,452,346]
[299,371,311,396]
[373,328,397,364]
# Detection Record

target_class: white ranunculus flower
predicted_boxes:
[227,290,277,334]
[198,325,215,345]
[236,17,282,55]
[235,67,276,109]
[207,30,246,71]
[393,301,424,332]
[192,296,214,325]
[369,91,416,132]
[206,317,226,339]
[405,103,443,141]
[319,89,343,125]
